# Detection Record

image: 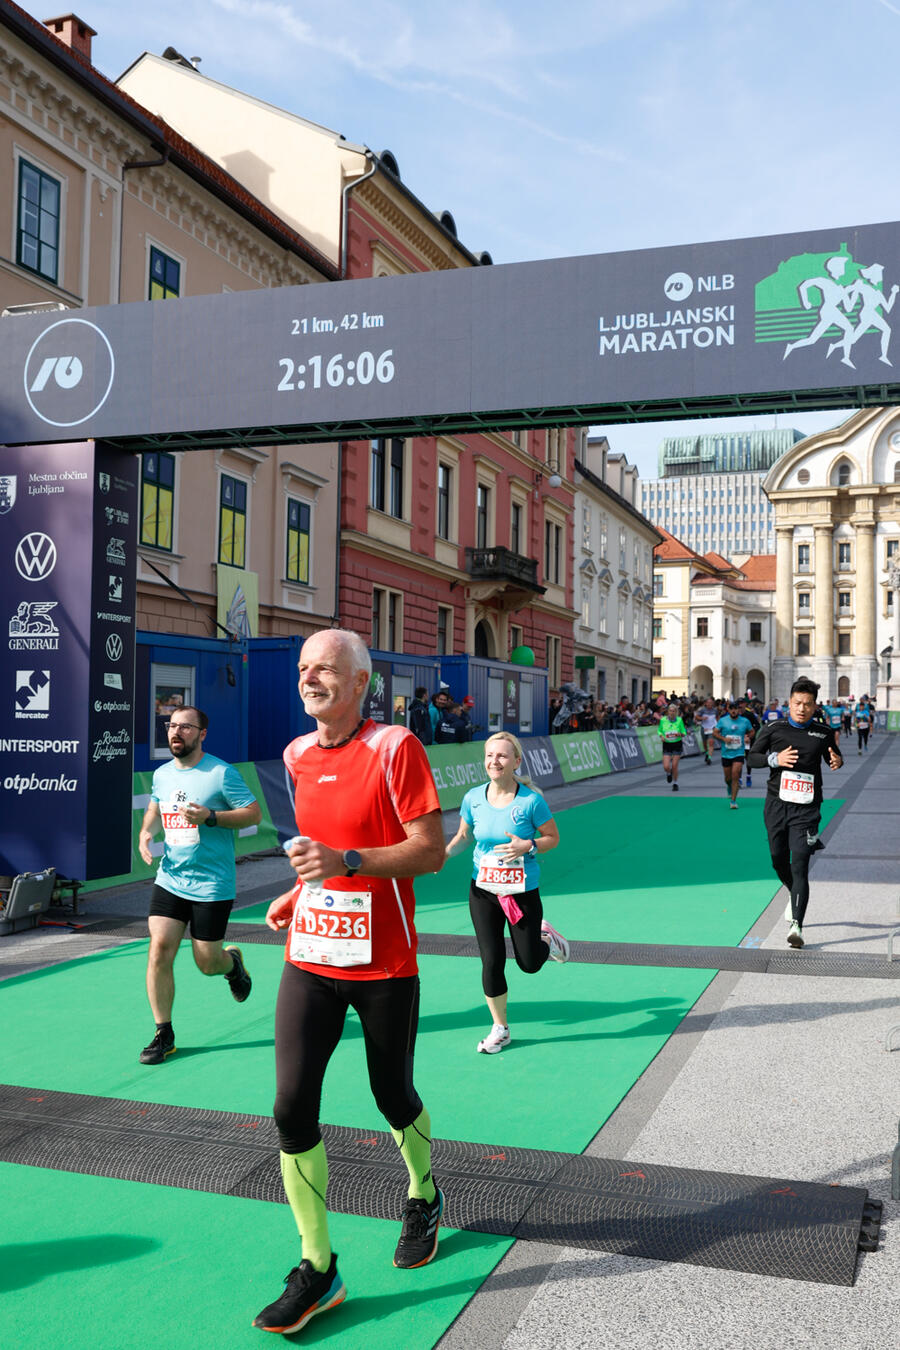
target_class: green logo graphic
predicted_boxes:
[370,672,384,699]
[756,243,898,368]
[506,679,515,699]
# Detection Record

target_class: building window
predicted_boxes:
[837,462,851,486]
[436,604,452,655]
[652,572,664,597]
[511,501,523,555]
[838,590,851,613]
[218,474,247,568]
[696,616,709,638]
[437,463,451,540]
[510,623,523,652]
[886,538,899,565]
[837,542,851,571]
[17,159,61,282]
[149,245,180,300]
[652,656,662,677]
[652,617,662,640]
[894,463,900,484]
[545,635,561,686]
[140,452,175,551]
[797,544,810,572]
[476,484,490,549]
[749,620,762,642]
[544,519,562,585]
[797,633,811,656]
[372,587,402,651]
[838,632,852,655]
[599,515,608,559]
[286,498,311,584]
[370,438,404,517]
[581,587,590,627]
[798,591,811,613]
[619,530,627,571]
[598,588,608,632]
[724,617,730,639]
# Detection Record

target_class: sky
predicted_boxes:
[17,0,900,476]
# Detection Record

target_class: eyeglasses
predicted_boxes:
[164,721,202,732]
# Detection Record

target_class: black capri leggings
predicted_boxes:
[468,880,549,999]
[273,962,423,1154]
[857,726,870,749]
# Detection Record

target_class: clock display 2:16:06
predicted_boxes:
[276,350,395,391]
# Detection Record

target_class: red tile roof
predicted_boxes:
[654,525,708,564]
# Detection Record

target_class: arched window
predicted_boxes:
[837,461,851,486]
[838,676,850,696]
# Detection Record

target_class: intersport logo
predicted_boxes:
[15,532,57,581]
[23,318,115,427]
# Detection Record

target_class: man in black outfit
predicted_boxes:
[746,677,842,949]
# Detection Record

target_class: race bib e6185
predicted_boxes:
[779,771,814,805]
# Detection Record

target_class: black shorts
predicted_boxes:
[661,741,682,756]
[149,885,233,941]
[722,755,745,767]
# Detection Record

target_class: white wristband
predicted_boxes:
[767,751,780,769]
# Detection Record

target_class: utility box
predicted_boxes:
[0,869,57,936]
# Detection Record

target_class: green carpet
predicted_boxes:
[0,942,716,1151]
[0,1164,510,1350]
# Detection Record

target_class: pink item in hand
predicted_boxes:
[498,893,524,924]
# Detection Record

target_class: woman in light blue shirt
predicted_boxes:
[446,732,565,1055]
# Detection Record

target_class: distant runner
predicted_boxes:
[746,677,842,948]
[853,698,873,754]
[445,732,566,1055]
[696,698,718,765]
[710,702,756,809]
[658,703,687,792]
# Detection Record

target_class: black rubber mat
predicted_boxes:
[0,1083,880,1285]
[9,920,900,982]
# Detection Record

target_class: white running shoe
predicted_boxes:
[787,921,804,949]
[541,919,570,962]
[477,1024,510,1054]
[730,801,738,810]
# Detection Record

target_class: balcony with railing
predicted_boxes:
[465,546,542,590]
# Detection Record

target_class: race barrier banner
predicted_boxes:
[518,735,566,792]
[603,729,645,773]
[552,732,612,783]
[636,726,663,764]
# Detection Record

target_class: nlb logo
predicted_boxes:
[23,318,115,427]
[15,532,57,582]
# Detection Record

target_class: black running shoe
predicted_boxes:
[139,1027,176,1065]
[252,1254,345,1334]
[224,945,251,1002]
[393,1188,444,1268]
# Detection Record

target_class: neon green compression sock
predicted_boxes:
[279,1143,332,1273]
[391,1107,436,1202]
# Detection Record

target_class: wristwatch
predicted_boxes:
[342,848,363,877]
[205,810,218,827]
[527,843,538,859]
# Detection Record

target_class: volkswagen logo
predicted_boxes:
[105,633,124,662]
[15,532,57,582]
[23,318,115,427]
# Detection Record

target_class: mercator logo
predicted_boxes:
[23,318,115,426]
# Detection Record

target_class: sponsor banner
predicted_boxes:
[503,675,519,725]
[553,732,612,782]
[364,660,391,725]
[602,730,643,773]
[7,221,900,448]
[0,441,137,879]
[425,741,488,810]
[882,709,900,732]
[636,726,663,764]
[519,736,565,792]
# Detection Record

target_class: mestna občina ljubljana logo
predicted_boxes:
[756,243,899,369]
[23,317,115,426]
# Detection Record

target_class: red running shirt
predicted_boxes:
[282,720,440,979]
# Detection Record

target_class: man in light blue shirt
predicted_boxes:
[137,705,261,1065]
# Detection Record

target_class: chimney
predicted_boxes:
[43,14,97,64]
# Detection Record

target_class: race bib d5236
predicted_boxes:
[289,885,372,966]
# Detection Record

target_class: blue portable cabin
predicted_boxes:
[135,631,249,772]
[367,649,443,727]
[439,655,548,740]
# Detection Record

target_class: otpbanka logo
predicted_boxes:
[756,243,898,369]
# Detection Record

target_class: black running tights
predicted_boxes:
[764,797,822,927]
[468,881,549,998]
[273,962,423,1153]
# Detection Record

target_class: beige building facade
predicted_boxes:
[1,7,340,642]
[764,408,900,702]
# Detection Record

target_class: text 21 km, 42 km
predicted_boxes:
[277,350,395,392]
[290,313,385,334]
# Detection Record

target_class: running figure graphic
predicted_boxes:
[783,256,856,367]
[839,263,899,366]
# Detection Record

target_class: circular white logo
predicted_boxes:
[105,633,124,662]
[664,271,693,302]
[23,318,115,427]
[15,532,57,582]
